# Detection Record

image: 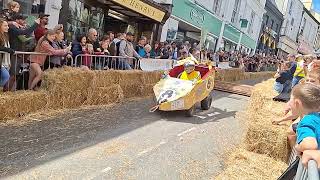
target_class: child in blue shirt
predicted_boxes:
[288,83,320,152]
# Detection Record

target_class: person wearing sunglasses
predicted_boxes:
[34,13,50,42]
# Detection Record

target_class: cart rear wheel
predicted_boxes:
[201,95,213,110]
[185,105,196,117]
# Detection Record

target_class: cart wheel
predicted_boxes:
[201,95,213,110]
[185,105,196,117]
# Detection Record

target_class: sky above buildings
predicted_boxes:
[313,0,320,13]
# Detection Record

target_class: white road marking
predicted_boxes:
[137,140,167,157]
[193,115,207,119]
[101,167,112,173]
[207,112,220,117]
[177,127,196,137]
[88,167,112,179]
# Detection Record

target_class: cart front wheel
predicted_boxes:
[201,95,213,110]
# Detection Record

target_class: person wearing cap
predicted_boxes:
[178,61,201,83]
[292,54,307,87]
[34,13,49,41]
[7,14,40,90]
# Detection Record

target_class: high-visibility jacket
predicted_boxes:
[294,60,306,77]
[180,71,201,82]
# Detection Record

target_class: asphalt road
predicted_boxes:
[0,91,249,180]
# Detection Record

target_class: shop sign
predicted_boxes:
[172,0,222,37]
[190,9,205,25]
[140,58,173,71]
[110,0,166,22]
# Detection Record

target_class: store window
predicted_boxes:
[231,0,240,24]
[64,0,104,41]
[212,0,221,15]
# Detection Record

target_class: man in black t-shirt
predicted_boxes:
[274,61,293,93]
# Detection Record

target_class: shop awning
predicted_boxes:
[100,0,170,24]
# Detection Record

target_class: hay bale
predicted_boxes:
[215,68,245,82]
[215,148,287,180]
[86,85,124,105]
[94,70,121,87]
[244,72,275,80]
[142,71,162,84]
[118,70,145,86]
[0,90,48,120]
[245,123,289,162]
[243,79,290,162]
[42,67,95,109]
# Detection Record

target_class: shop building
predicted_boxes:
[58,0,170,42]
[276,0,304,56]
[297,7,320,55]
[160,0,264,54]
[257,0,284,55]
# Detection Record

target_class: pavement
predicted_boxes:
[0,90,249,180]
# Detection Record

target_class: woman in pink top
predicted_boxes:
[29,29,71,90]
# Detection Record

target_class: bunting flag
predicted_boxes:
[312,0,320,14]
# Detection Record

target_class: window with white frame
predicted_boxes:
[212,0,222,15]
[247,11,255,34]
[231,0,240,23]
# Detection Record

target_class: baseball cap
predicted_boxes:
[12,13,28,20]
[126,32,134,36]
[39,13,50,19]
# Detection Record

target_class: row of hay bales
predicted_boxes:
[215,68,275,82]
[0,68,275,121]
[216,79,290,179]
[0,67,161,120]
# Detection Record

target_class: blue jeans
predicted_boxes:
[0,67,10,87]
[274,80,292,94]
[292,76,303,88]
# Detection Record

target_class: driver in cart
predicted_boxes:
[178,61,201,83]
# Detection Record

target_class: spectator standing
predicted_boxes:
[292,55,307,87]
[106,31,114,42]
[71,34,87,61]
[50,25,72,68]
[29,30,71,90]
[170,42,178,60]
[0,1,20,21]
[0,19,15,89]
[34,13,49,42]
[151,41,161,58]
[273,61,293,94]
[135,36,147,58]
[118,32,140,69]
[109,33,124,56]
[144,44,154,58]
[8,14,40,90]
[87,28,101,52]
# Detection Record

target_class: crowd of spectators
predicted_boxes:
[270,54,320,177]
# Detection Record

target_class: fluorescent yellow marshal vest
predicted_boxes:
[294,60,306,77]
[180,71,201,81]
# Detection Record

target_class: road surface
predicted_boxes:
[0,91,249,180]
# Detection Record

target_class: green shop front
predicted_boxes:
[222,24,257,53]
[163,0,222,50]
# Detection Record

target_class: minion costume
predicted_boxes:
[179,61,201,83]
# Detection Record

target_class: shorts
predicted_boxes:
[292,123,298,133]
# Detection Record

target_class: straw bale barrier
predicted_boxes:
[243,79,290,162]
[215,148,287,180]
[215,68,274,82]
[0,91,48,120]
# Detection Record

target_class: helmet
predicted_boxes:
[184,61,195,68]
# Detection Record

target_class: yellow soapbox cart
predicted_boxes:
[150,62,215,117]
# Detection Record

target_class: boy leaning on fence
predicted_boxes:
[287,83,320,153]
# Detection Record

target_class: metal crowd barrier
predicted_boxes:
[295,160,319,180]
[0,51,71,91]
[73,54,139,70]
